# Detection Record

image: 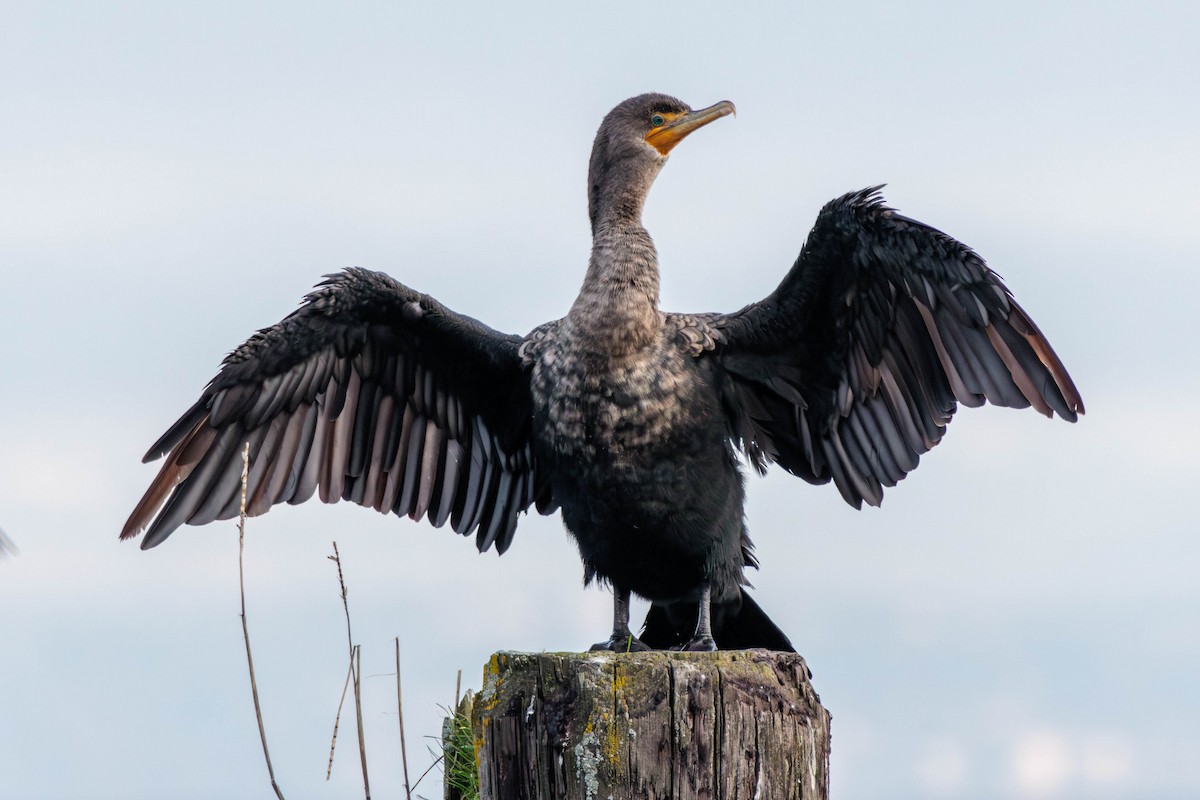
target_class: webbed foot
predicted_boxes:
[592,586,652,652]
[590,630,652,653]
[680,635,718,652]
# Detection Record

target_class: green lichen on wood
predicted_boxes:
[468,650,830,800]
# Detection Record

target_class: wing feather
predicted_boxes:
[290,403,329,506]
[430,439,463,528]
[412,419,443,522]
[122,268,554,551]
[361,393,395,513]
[700,187,1083,508]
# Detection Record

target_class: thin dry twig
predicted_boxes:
[329,542,371,799]
[396,637,413,800]
[326,656,355,780]
[409,752,444,794]
[238,442,286,800]
[353,645,371,800]
[331,542,354,654]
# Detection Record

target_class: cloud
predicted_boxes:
[1078,733,1134,786]
[0,433,120,513]
[916,736,970,795]
[1011,730,1072,798]
[1009,728,1135,798]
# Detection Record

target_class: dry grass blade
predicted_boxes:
[396,637,412,800]
[330,541,354,654]
[238,442,286,800]
[409,753,444,795]
[326,656,355,780]
[353,645,371,799]
[329,542,371,799]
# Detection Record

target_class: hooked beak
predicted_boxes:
[645,100,736,155]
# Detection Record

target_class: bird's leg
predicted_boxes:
[590,585,651,652]
[680,582,718,652]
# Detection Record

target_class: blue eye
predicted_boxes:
[650,114,665,127]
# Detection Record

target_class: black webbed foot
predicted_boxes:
[590,630,652,653]
[679,635,718,652]
[592,586,652,652]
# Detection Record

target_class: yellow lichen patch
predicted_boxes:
[603,717,623,767]
[476,653,503,714]
[473,717,488,764]
[601,663,628,768]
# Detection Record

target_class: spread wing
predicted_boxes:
[700,187,1084,508]
[122,267,553,553]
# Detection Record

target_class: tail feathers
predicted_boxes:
[640,589,795,652]
[715,591,796,652]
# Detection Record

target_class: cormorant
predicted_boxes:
[121,93,1083,652]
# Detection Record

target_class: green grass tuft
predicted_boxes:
[443,693,479,800]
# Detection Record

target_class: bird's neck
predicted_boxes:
[568,220,662,356]
[587,152,662,233]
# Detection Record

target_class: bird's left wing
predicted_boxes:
[684,187,1084,509]
[122,267,552,552]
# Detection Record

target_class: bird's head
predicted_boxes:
[588,93,735,230]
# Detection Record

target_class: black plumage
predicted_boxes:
[122,93,1083,652]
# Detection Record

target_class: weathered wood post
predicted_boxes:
[457,650,830,800]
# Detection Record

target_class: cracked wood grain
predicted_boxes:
[468,651,830,800]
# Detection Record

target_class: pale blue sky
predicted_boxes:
[2,2,1197,798]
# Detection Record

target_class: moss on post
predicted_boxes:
[464,650,830,800]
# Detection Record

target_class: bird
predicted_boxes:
[121,93,1083,652]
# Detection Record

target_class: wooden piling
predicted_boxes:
[459,650,830,800]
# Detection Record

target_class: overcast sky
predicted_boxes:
[2,2,1197,799]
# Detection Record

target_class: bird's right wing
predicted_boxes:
[122,267,554,553]
[690,187,1083,508]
